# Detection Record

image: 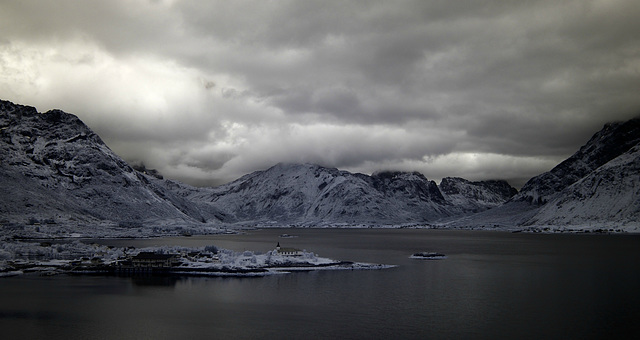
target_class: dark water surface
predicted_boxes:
[1,229,639,339]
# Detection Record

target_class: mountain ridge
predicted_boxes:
[0,99,225,237]
[450,116,640,231]
[1,99,638,234]
[159,162,518,226]
[515,117,640,205]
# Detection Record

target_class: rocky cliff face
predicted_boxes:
[0,100,219,230]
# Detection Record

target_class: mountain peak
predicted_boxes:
[516,117,640,204]
[0,99,38,118]
[0,99,215,230]
[372,170,428,181]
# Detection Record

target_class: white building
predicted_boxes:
[275,242,303,256]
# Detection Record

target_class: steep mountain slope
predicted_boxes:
[527,144,640,229]
[172,163,517,225]
[516,118,640,205]
[449,117,640,231]
[0,100,220,233]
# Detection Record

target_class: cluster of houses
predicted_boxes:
[113,242,303,273]
[116,251,217,273]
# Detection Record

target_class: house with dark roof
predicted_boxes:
[275,242,303,256]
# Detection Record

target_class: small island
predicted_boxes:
[0,241,394,278]
[410,252,446,260]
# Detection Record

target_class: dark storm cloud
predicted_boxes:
[1,0,639,187]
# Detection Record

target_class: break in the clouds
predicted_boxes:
[1,0,639,188]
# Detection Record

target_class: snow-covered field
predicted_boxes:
[0,240,394,278]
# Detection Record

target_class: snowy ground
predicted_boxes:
[0,240,394,278]
[0,220,235,240]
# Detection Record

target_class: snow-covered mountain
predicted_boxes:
[454,117,640,231]
[165,163,517,225]
[526,144,640,228]
[439,177,518,213]
[0,99,516,232]
[2,98,637,233]
[0,100,224,234]
[516,118,640,205]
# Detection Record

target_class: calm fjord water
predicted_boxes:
[1,229,639,339]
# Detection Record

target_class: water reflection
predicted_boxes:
[129,275,179,287]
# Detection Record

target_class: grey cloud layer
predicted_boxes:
[1,0,639,187]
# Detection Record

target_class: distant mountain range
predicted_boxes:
[1,99,638,235]
[161,163,517,226]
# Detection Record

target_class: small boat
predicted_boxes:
[279,234,297,238]
[410,252,446,259]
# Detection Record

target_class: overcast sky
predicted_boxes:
[1,0,639,188]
